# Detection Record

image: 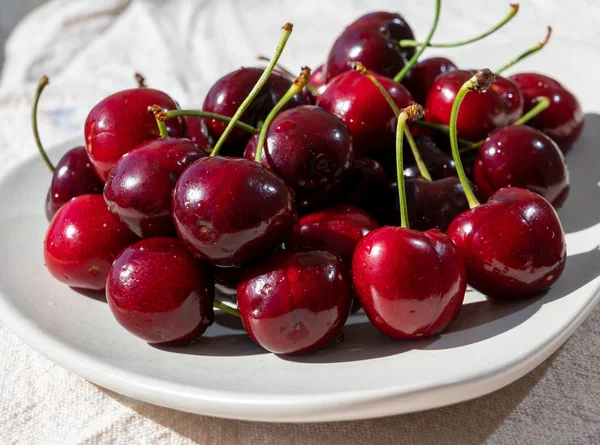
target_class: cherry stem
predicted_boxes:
[449,69,496,209]
[210,23,294,157]
[31,76,55,173]
[255,67,310,163]
[158,109,259,134]
[351,61,432,181]
[458,95,551,153]
[213,299,240,318]
[396,104,425,229]
[257,54,319,95]
[148,105,169,138]
[414,120,473,146]
[393,0,441,82]
[398,4,519,49]
[496,26,552,74]
[135,72,147,88]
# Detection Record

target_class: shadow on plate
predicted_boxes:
[72,287,107,302]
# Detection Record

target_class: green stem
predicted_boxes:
[210,23,294,157]
[496,26,552,74]
[449,70,497,209]
[163,109,258,134]
[257,54,320,95]
[213,299,240,318]
[398,3,519,49]
[255,68,310,162]
[404,127,432,181]
[31,76,55,173]
[393,0,441,82]
[414,120,473,146]
[156,118,168,138]
[396,112,411,229]
[459,96,551,153]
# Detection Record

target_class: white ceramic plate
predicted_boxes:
[1,42,599,422]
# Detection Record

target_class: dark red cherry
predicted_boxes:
[106,238,214,345]
[317,70,414,158]
[510,72,584,152]
[104,137,205,238]
[403,135,456,180]
[183,116,213,153]
[341,158,389,223]
[490,75,524,124]
[447,187,566,300]
[352,226,466,339]
[243,105,354,211]
[425,70,507,141]
[237,249,353,354]
[44,194,137,290]
[45,146,103,220]
[288,204,378,265]
[202,67,306,153]
[172,156,295,267]
[402,57,458,104]
[309,64,327,95]
[213,266,245,300]
[325,12,415,83]
[387,177,473,232]
[474,125,569,208]
[85,88,184,181]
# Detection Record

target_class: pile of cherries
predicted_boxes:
[40,3,579,355]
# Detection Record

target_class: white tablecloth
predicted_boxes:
[1,1,599,443]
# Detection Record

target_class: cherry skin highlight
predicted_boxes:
[44,194,138,290]
[106,238,214,345]
[309,64,327,96]
[317,70,414,158]
[510,72,584,152]
[45,146,103,220]
[237,249,353,355]
[104,137,206,238]
[474,125,569,208]
[202,67,306,153]
[244,105,354,212]
[172,156,295,267]
[352,226,466,339]
[402,57,458,104]
[84,88,184,181]
[446,187,566,300]
[490,75,524,125]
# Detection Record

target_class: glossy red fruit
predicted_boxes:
[237,249,353,354]
[104,137,205,238]
[352,226,466,339]
[325,11,415,83]
[341,158,389,223]
[447,187,566,299]
[474,125,569,208]
[45,146,103,220]
[106,238,214,345]
[402,57,458,104]
[213,266,245,300]
[317,70,414,158]
[425,70,508,141]
[403,135,456,180]
[490,75,524,124]
[44,195,137,290]
[510,72,584,152]
[309,64,327,95]
[85,88,184,181]
[183,116,213,153]
[172,157,295,267]
[244,105,354,211]
[202,67,306,152]
[288,205,378,265]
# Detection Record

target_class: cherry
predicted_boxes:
[444,69,567,300]
[84,88,185,181]
[44,194,137,290]
[308,64,327,95]
[474,125,569,208]
[214,266,245,300]
[425,70,508,141]
[324,12,415,83]
[244,105,354,211]
[402,56,457,104]
[106,238,214,345]
[340,158,389,223]
[490,75,524,124]
[403,135,456,180]
[171,156,295,267]
[387,177,474,232]
[510,72,584,152]
[288,204,378,265]
[202,67,306,153]
[45,147,103,220]
[237,249,353,354]
[183,116,213,153]
[104,137,206,238]
[317,70,414,158]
